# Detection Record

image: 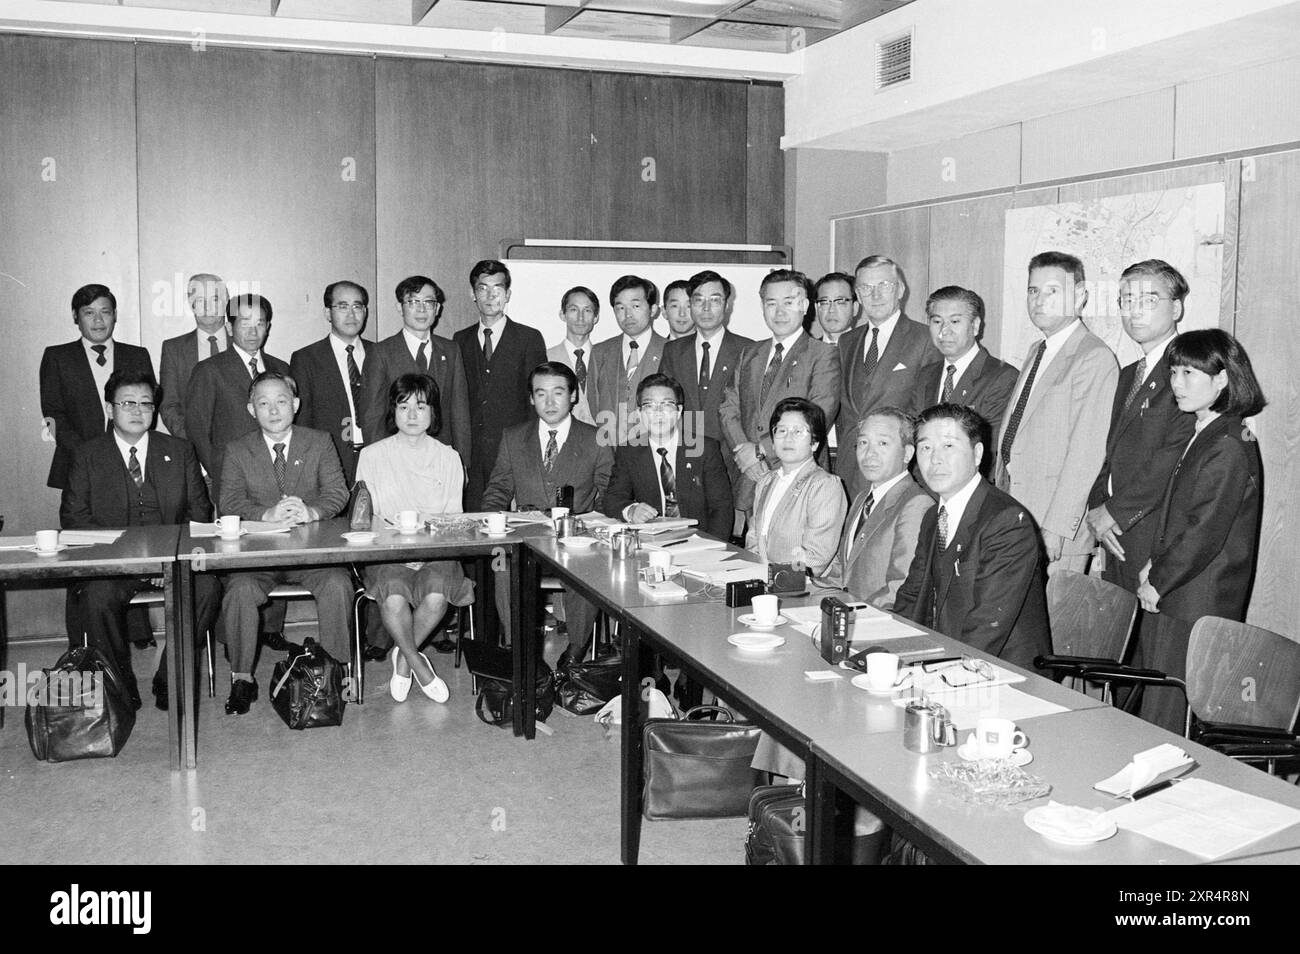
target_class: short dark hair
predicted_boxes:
[926,285,985,325]
[853,255,903,282]
[759,268,811,296]
[395,275,445,305]
[470,259,511,291]
[769,396,827,452]
[228,293,272,324]
[663,279,691,302]
[104,369,157,405]
[529,360,579,396]
[687,269,733,301]
[814,271,855,297]
[387,372,442,437]
[72,283,115,314]
[1120,259,1189,305]
[1029,250,1085,285]
[636,372,685,407]
[610,274,657,308]
[247,368,297,403]
[916,402,989,448]
[861,405,916,448]
[1166,329,1267,418]
[324,281,369,309]
[561,285,599,315]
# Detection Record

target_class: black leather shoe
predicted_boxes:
[152,676,168,712]
[224,679,258,715]
[261,631,292,652]
[362,642,389,662]
[430,636,456,654]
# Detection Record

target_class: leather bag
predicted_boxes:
[554,654,623,715]
[461,639,555,728]
[641,705,761,820]
[270,638,346,730]
[25,644,136,762]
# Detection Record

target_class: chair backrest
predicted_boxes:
[1187,617,1300,730]
[1046,570,1137,661]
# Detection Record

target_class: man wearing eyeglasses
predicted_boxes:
[160,273,228,440]
[290,281,374,485]
[812,272,858,345]
[362,276,471,472]
[835,256,940,501]
[61,369,220,711]
[1086,260,1194,594]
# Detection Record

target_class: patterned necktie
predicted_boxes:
[937,504,949,551]
[208,335,219,358]
[853,491,875,545]
[862,327,879,378]
[625,339,640,383]
[128,446,143,491]
[1000,341,1046,470]
[543,429,558,473]
[483,327,494,363]
[92,344,107,367]
[573,348,587,390]
[941,364,956,403]
[415,340,428,373]
[248,355,259,379]
[345,344,362,399]
[273,442,287,495]
[657,447,680,518]
[1123,356,1147,411]
[699,340,711,391]
[759,342,785,406]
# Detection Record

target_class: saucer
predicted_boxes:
[559,536,597,549]
[850,673,912,695]
[1023,805,1117,845]
[727,632,785,654]
[481,529,510,538]
[341,531,376,545]
[28,545,68,556]
[736,613,786,630]
[957,741,1033,766]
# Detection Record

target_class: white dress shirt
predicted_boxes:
[194,328,229,363]
[477,316,508,353]
[758,466,801,540]
[232,343,266,378]
[622,329,654,371]
[328,333,366,444]
[1022,318,1082,402]
[695,328,725,381]
[537,414,573,459]
[82,338,114,424]
[935,345,980,403]
[846,469,908,542]
[936,472,982,549]
[263,429,293,465]
[862,310,901,364]
[113,431,149,481]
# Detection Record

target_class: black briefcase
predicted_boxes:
[25,644,136,763]
[642,705,762,820]
[270,638,346,730]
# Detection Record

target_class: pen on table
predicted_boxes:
[921,656,962,671]
[1132,778,1178,800]
[660,538,692,547]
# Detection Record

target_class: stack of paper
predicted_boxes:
[679,560,766,585]
[642,534,726,554]
[60,530,124,545]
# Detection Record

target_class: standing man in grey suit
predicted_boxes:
[995,251,1118,574]
[290,280,371,485]
[364,276,471,470]
[545,285,600,426]
[160,273,229,440]
[820,407,933,608]
[482,362,613,664]
[217,371,352,715]
[587,275,666,448]
[835,256,940,500]
[718,268,840,514]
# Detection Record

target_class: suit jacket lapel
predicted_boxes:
[1021,324,1082,422]
[934,480,987,612]
[1115,352,1170,440]
[144,441,178,517]
[956,348,989,403]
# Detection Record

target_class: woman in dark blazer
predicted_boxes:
[1136,330,1267,732]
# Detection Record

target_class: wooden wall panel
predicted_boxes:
[746,83,784,245]
[832,206,930,320]
[0,35,140,637]
[135,44,377,361]
[376,59,592,336]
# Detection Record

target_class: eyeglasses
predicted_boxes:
[330,303,366,313]
[403,297,440,310]
[925,655,995,687]
[856,281,897,296]
[1117,293,1172,310]
[815,297,853,308]
[772,424,810,438]
[690,295,726,308]
[639,401,680,413]
[112,401,155,412]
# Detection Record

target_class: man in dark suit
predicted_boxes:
[363,275,471,470]
[482,361,614,663]
[836,256,941,500]
[159,273,229,439]
[894,403,1050,670]
[604,372,733,539]
[61,370,220,710]
[907,286,1019,465]
[588,275,667,448]
[454,260,547,510]
[217,371,352,715]
[662,279,694,340]
[290,280,373,485]
[40,283,156,490]
[185,293,291,505]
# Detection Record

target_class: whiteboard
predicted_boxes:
[504,258,778,348]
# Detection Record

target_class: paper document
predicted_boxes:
[59,530,124,545]
[642,534,727,554]
[680,562,766,585]
[189,521,293,537]
[667,552,737,570]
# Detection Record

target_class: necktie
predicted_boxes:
[862,327,879,378]
[92,344,107,367]
[625,339,640,383]
[483,327,494,364]
[699,340,711,391]
[248,356,259,379]
[759,342,785,406]
[543,429,558,472]
[937,504,949,550]
[573,348,587,390]
[853,491,875,545]
[345,344,362,397]
[415,340,428,374]
[128,446,143,491]
[657,447,679,518]
[207,335,218,358]
[941,364,956,403]
[1000,341,1046,470]
[1123,356,1147,411]
[273,442,287,495]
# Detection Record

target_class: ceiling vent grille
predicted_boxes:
[875,29,913,90]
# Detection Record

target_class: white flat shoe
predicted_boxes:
[389,646,412,703]
[414,651,449,703]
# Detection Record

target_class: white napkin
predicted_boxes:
[1094,743,1193,797]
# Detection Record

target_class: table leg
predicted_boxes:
[620,621,647,865]
[510,543,538,740]
[0,586,7,730]
[804,750,836,865]
[168,559,197,770]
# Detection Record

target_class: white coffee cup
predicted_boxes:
[975,717,1028,759]
[865,651,901,691]
[647,550,673,572]
[485,512,508,534]
[34,530,60,552]
[397,509,420,531]
[217,516,241,539]
[751,594,780,624]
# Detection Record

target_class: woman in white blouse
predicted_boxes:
[355,373,473,703]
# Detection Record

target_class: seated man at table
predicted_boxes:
[61,369,221,711]
[893,403,1050,669]
[604,372,733,539]
[217,370,352,715]
[819,407,933,608]
[482,361,613,664]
